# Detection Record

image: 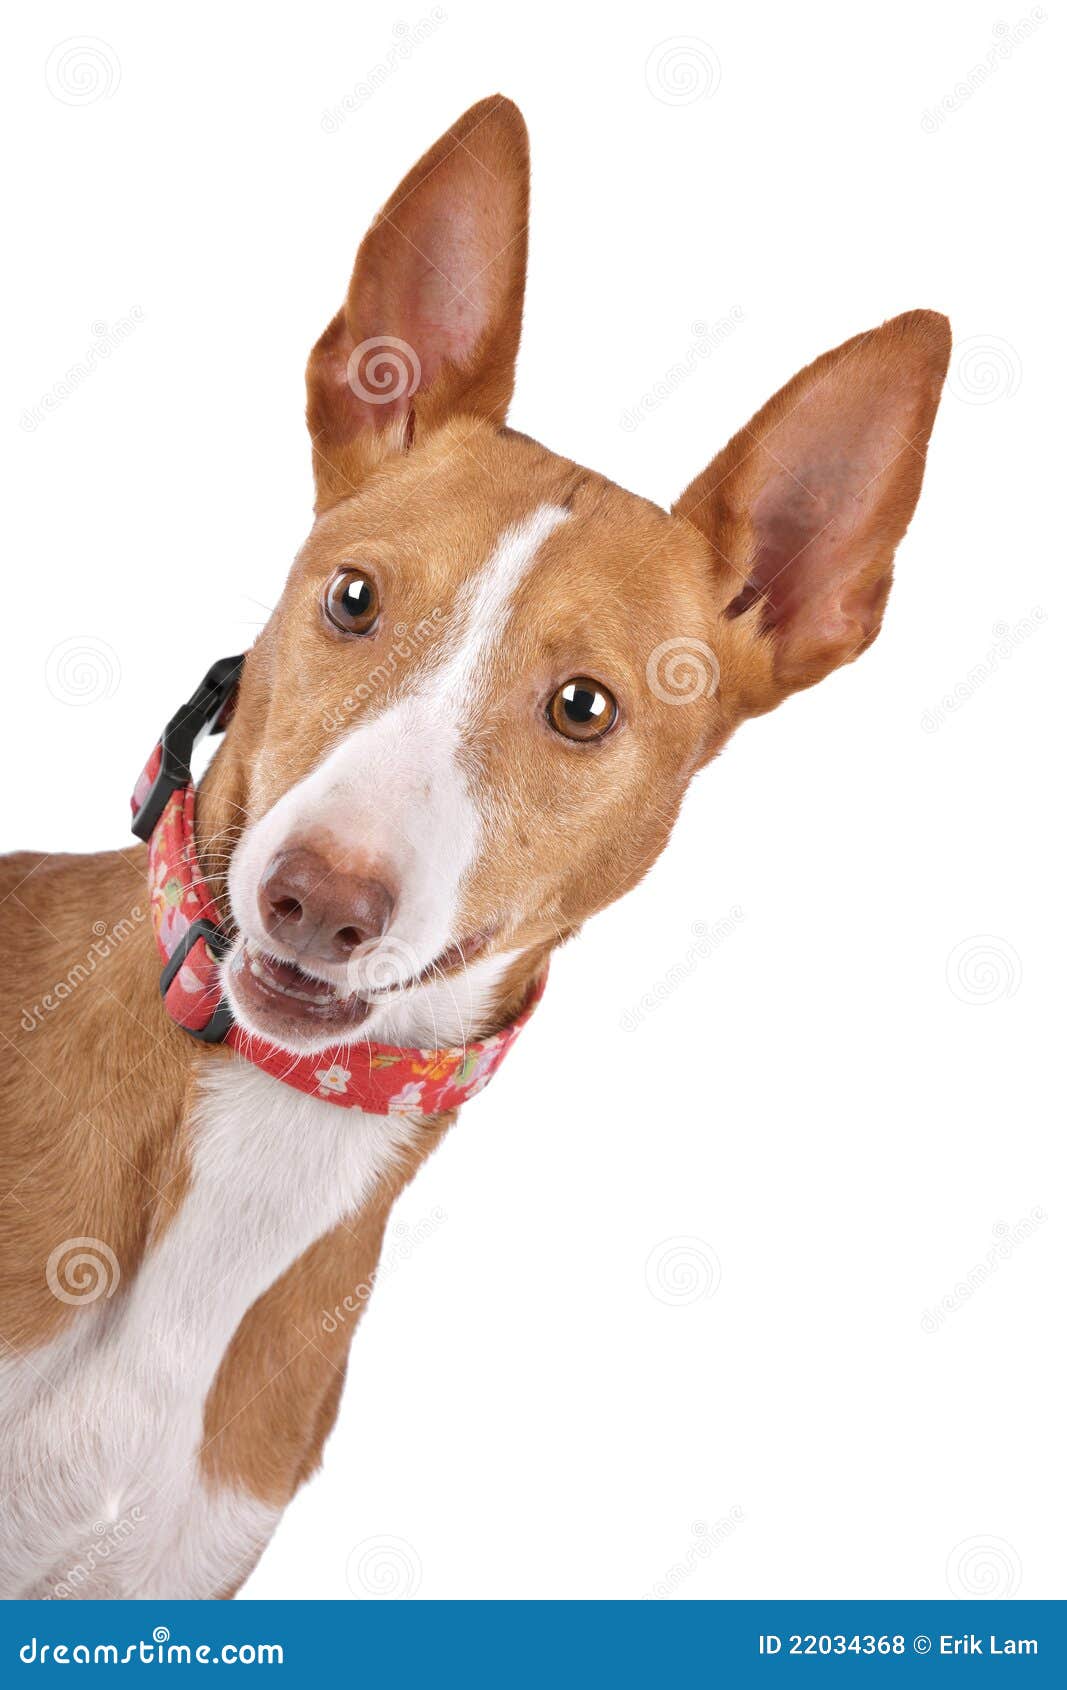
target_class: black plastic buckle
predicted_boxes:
[131,654,245,842]
[159,918,235,1043]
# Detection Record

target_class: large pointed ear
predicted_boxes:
[307,96,529,510]
[673,311,950,710]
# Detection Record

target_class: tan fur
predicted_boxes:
[199,1151,428,1504]
[0,95,949,1595]
[0,849,193,1351]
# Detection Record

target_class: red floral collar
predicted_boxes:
[130,657,543,1114]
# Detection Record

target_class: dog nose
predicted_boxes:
[257,847,394,963]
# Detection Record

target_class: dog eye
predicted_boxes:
[324,568,380,635]
[547,678,618,742]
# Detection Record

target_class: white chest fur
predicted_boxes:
[0,1064,417,1599]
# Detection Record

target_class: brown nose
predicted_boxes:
[257,847,394,963]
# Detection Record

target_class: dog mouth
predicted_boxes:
[225,930,495,1047]
[228,942,374,1040]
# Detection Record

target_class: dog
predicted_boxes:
[0,95,949,1598]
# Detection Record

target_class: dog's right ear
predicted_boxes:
[306,96,529,511]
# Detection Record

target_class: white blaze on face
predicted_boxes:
[228,503,570,1021]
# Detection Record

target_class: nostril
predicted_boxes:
[270,895,303,924]
[258,850,395,963]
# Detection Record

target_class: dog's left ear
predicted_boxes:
[307,95,529,510]
[674,310,950,711]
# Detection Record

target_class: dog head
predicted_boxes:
[220,97,949,1052]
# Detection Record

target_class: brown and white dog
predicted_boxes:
[0,96,949,1598]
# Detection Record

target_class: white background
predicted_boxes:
[4,1,1062,1600]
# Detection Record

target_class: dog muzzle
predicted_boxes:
[130,656,543,1114]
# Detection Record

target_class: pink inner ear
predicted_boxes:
[307,97,529,499]
[340,164,511,433]
[393,205,491,383]
[733,385,916,648]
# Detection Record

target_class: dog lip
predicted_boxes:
[248,951,339,1007]
[228,927,499,1034]
[229,939,373,1035]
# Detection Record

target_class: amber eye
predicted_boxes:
[547,677,618,742]
[324,569,380,635]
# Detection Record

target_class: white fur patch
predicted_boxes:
[226,503,569,1053]
[430,502,570,704]
[0,1064,415,1599]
